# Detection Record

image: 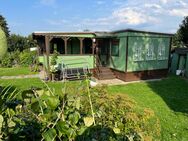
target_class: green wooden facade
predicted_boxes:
[33,29,173,81]
[107,31,172,72]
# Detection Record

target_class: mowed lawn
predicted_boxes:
[0,67,37,76]
[0,75,188,140]
[108,76,188,141]
[0,78,81,95]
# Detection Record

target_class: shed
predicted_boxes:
[171,48,188,77]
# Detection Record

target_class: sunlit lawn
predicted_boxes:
[0,78,81,94]
[0,75,188,140]
[0,67,37,76]
[108,76,188,141]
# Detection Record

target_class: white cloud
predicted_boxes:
[112,7,158,25]
[169,8,188,17]
[160,0,170,4]
[178,0,188,6]
[44,0,188,33]
[144,4,162,9]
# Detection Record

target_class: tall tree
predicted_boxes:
[8,34,27,52]
[8,34,36,52]
[0,14,10,38]
[174,16,188,48]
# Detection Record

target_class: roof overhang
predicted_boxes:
[112,28,174,36]
[175,48,188,54]
[32,28,174,39]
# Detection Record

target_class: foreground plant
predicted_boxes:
[0,81,161,141]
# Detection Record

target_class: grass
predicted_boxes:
[0,78,81,94]
[0,67,37,76]
[108,75,188,141]
[0,75,188,140]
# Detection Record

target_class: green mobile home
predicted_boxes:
[33,29,173,81]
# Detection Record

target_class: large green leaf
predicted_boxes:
[46,96,60,109]
[66,128,76,139]
[8,120,15,128]
[41,95,60,110]
[69,112,80,125]
[77,127,87,135]
[113,128,121,134]
[31,101,41,113]
[42,128,57,141]
[83,117,94,127]
[35,90,44,97]
[56,121,69,137]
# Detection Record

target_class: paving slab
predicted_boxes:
[0,74,40,79]
[96,78,162,86]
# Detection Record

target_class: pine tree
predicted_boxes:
[0,14,10,38]
[174,16,188,48]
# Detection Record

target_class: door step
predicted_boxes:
[96,67,116,80]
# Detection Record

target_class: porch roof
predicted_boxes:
[112,28,174,36]
[33,31,96,38]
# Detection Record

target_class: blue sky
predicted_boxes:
[0,0,188,36]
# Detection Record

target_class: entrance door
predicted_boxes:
[97,38,110,67]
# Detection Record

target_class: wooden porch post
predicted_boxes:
[36,44,40,56]
[45,35,53,79]
[92,38,95,55]
[62,37,69,54]
[79,38,84,54]
[45,36,50,73]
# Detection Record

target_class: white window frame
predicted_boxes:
[157,45,167,60]
[133,43,143,61]
[145,44,155,61]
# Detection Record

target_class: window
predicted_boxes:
[133,42,143,61]
[157,46,166,60]
[145,44,155,60]
[111,38,119,56]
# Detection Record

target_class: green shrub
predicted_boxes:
[79,85,161,141]
[0,50,20,67]
[0,28,7,59]
[0,50,37,67]
[0,53,12,67]
[0,82,161,141]
[50,48,58,73]
[19,50,37,67]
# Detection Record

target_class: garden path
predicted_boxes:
[0,74,40,79]
[97,78,162,86]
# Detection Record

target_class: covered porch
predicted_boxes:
[33,32,96,69]
[33,33,96,53]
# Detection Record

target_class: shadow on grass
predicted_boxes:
[146,75,188,114]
